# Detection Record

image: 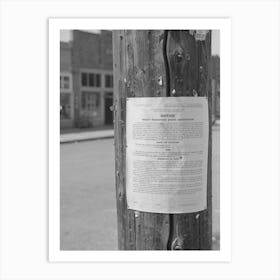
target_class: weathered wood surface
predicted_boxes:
[113,30,212,250]
[166,30,212,250]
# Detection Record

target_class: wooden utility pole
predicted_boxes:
[112,30,212,250]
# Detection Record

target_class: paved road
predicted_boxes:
[60,126,220,250]
[60,139,117,250]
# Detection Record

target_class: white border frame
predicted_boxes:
[49,18,231,262]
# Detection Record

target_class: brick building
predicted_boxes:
[60,41,74,128]
[60,30,113,129]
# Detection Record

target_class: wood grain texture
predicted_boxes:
[166,30,212,250]
[113,30,170,250]
[113,30,212,250]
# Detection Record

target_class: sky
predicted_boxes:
[60,30,100,41]
[60,30,220,55]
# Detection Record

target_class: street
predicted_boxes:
[60,125,220,250]
[60,139,117,250]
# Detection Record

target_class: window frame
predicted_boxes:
[80,71,102,89]
[60,92,72,119]
[60,72,72,92]
[81,91,101,112]
[105,74,113,88]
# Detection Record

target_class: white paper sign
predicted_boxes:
[126,97,209,214]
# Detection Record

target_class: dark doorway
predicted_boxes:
[105,92,113,125]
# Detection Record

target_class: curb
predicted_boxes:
[60,135,114,144]
[60,130,114,144]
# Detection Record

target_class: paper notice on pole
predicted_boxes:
[126,97,209,214]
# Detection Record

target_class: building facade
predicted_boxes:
[60,41,74,128]
[60,30,113,129]
[60,31,219,128]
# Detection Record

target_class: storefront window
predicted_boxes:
[60,93,71,119]
[82,92,100,111]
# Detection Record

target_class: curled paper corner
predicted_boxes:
[194,30,209,41]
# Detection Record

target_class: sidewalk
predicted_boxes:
[60,128,114,144]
